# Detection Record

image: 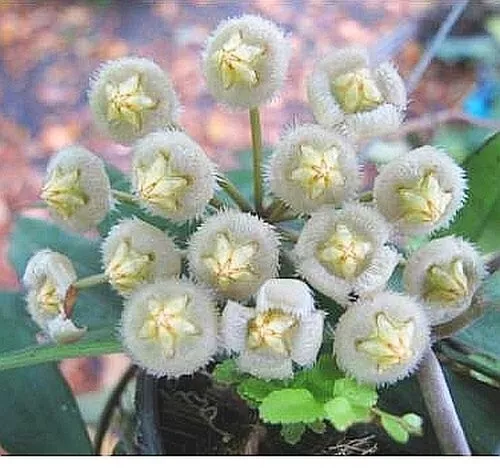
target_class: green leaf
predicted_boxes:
[402,413,423,435]
[0,292,92,454]
[280,423,306,445]
[456,271,500,358]
[324,397,356,432]
[0,327,122,372]
[307,419,327,434]
[8,217,123,330]
[444,366,500,455]
[440,132,500,252]
[237,377,285,404]
[259,388,324,424]
[333,378,378,408]
[381,415,409,444]
[291,354,343,403]
[212,359,243,385]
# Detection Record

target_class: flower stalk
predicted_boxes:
[416,349,471,455]
[250,107,264,214]
[112,189,138,205]
[72,273,109,290]
[216,175,253,212]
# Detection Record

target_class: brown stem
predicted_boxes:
[417,349,471,455]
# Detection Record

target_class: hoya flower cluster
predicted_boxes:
[22,14,486,392]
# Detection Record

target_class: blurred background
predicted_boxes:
[0,0,499,452]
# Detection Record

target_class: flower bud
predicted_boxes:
[267,124,360,213]
[307,47,406,140]
[131,131,216,222]
[222,279,324,379]
[102,218,181,296]
[121,279,218,377]
[334,292,430,385]
[187,210,280,300]
[88,57,180,144]
[41,146,111,232]
[23,249,77,329]
[46,315,87,344]
[403,236,485,325]
[294,203,399,305]
[373,146,467,237]
[202,14,291,109]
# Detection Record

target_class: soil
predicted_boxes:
[135,370,380,456]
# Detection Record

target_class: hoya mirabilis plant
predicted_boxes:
[10,12,496,457]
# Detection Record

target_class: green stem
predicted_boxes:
[112,189,138,205]
[277,227,299,243]
[249,107,264,215]
[94,365,137,455]
[273,212,302,223]
[209,197,225,211]
[0,336,122,372]
[216,175,253,212]
[267,200,289,223]
[73,273,108,290]
[359,191,373,203]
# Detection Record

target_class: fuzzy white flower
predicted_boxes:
[307,47,406,140]
[187,211,280,300]
[222,279,324,379]
[121,279,218,377]
[41,146,111,232]
[88,57,180,144]
[403,236,485,325]
[334,292,430,386]
[23,249,86,343]
[267,124,361,213]
[373,146,467,237]
[102,218,181,296]
[131,131,216,222]
[294,203,399,305]
[202,14,291,109]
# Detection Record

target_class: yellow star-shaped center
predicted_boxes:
[247,309,297,356]
[36,277,63,317]
[41,167,89,220]
[317,224,372,279]
[397,172,452,224]
[332,68,383,114]
[135,151,192,214]
[138,295,199,358]
[356,312,415,373]
[105,239,155,295]
[424,258,469,304]
[203,232,259,289]
[290,145,345,200]
[213,30,266,90]
[105,74,158,130]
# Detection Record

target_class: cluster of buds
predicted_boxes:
[23,14,486,389]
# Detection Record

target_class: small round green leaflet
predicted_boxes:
[259,388,325,424]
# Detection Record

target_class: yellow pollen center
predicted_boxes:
[332,68,383,113]
[213,30,266,90]
[202,232,259,289]
[424,259,469,304]
[356,312,415,373]
[135,150,192,213]
[36,277,63,316]
[105,239,155,295]
[105,74,158,131]
[317,224,372,279]
[41,167,89,220]
[247,309,297,356]
[290,144,345,200]
[397,172,452,224]
[138,295,199,358]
